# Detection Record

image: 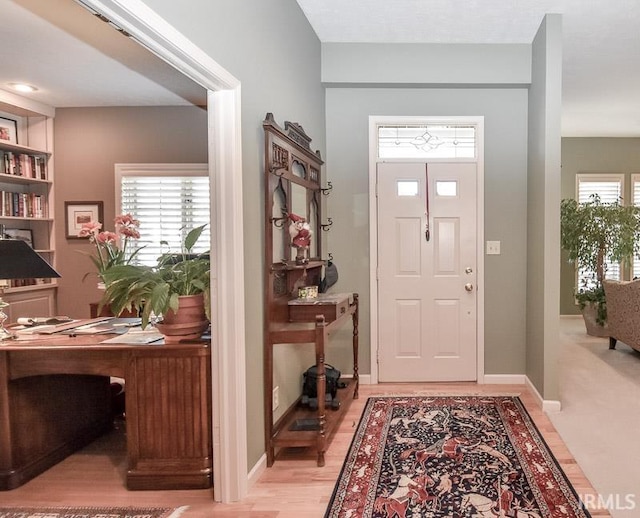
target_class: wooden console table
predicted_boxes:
[0,335,212,491]
[265,293,359,467]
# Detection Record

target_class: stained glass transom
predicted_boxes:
[378,124,476,159]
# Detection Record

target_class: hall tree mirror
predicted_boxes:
[264,113,325,293]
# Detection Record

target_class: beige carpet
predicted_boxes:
[551,317,640,518]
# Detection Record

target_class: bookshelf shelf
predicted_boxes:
[0,95,57,320]
[0,173,51,186]
[0,140,50,157]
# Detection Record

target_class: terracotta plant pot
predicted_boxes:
[155,293,209,344]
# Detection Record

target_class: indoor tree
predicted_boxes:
[560,194,640,331]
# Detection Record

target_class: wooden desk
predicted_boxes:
[0,335,212,491]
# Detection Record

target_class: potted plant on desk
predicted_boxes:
[100,224,210,343]
[561,194,640,336]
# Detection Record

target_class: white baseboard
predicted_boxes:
[483,374,526,384]
[247,453,266,489]
[525,376,562,413]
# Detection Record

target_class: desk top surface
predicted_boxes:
[2,317,210,351]
[0,333,210,351]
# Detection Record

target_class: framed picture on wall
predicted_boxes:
[4,228,34,248]
[65,201,104,239]
[0,116,18,144]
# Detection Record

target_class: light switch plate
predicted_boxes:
[486,241,501,255]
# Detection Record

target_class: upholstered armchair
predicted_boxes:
[603,279,640,352]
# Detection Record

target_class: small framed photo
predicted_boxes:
[3,228,34,248]
[0,116,18,144]
[65,201,104,239]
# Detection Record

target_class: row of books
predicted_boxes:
[1,151,48,180]
[0,191,48,218]
[7,278,50,288]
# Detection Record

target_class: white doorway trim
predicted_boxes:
[78,0,247,503]
[368,115,485,385]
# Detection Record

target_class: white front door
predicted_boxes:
[377,162,477,381]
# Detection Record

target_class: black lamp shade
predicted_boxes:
[0,240,60,279]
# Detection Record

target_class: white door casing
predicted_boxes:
[377,162,477,381]
[78,0,247,503]
[368,115,485,385]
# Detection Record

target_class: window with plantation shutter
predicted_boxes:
[116,164,210,266]
[632,174,640,279]
[575,174,624,289]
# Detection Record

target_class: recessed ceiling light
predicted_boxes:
[8,83,38,93]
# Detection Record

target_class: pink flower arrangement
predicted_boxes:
[78,213,143,281]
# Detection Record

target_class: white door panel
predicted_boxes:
[377,162,477,382]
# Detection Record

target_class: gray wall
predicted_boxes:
[525,14,563,400]
[54,106,208,318]
[141,0,325,470]
[560,138,640,315]
[322,43,531,85]
[325,87,529,376]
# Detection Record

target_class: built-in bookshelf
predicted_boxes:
[1,146,50,219]
[0,93,56,318]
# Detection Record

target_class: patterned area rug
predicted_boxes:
[0,507,180,518]
[326,396,591,517]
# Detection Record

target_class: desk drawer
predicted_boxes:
[288,293,350,323]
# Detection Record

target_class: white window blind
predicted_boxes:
[120,174,210,266]
[576,175,623,288]
[632,175,640,279]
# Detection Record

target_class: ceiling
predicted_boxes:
[0,0,207,108]
[296,0,640,137]
[1,0,639,137]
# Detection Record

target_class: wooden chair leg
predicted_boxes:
[609,337,617,350]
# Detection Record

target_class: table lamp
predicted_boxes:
[0,239,61,340]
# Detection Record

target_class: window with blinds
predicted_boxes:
[576,174,624,288]
[119,173,210,266]
[632,174,640,279]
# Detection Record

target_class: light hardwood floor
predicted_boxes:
[0,382,606,517]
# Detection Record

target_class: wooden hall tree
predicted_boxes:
[262,113,359,467]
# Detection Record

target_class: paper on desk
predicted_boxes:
[101,327,164,344]
[34,317,114,335]
[11,321,81,335]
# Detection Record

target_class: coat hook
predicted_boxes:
[328,252,334,262]
[321,181,333,196]
[321,218,333,231]
[272,208,289,228]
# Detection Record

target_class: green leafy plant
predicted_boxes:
[574,283,607,325]
[561,194,640,325]
[100,224,210,328]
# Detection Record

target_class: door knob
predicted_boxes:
[464,283,474,292]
